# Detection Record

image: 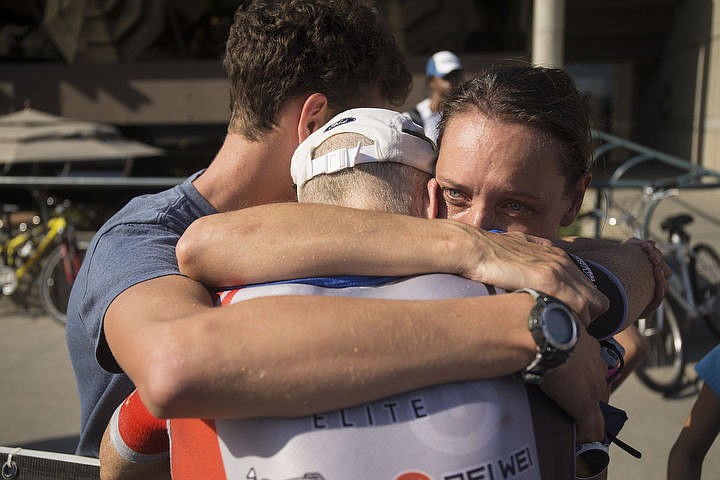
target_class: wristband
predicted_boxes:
[109,390,170,463]
[568,253,629,339]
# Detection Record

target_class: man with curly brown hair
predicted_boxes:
[66,0,412,458]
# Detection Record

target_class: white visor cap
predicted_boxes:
[291,108,437,188]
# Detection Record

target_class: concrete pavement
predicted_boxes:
[1,186,719,478]
[0,298,80,454]
[607,317,720,479]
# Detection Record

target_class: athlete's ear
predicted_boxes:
[298,93,329,142]
[561,173,592,226]
[426,178,440,219]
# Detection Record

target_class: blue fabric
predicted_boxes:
[696,344,720,397]
[66,170,215,457]
[216,275,402,292]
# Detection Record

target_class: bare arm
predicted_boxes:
[98,389,170,480]
[106,275,538,418]
[104,275,607,441]
[99,426,170,480]
[176,203,608,325]
[668,384,720,480]
[608,325,649,392]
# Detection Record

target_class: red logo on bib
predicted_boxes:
[395,472,431,480]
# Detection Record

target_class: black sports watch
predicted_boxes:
[514,288,580,384]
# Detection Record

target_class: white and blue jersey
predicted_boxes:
[169,274,576,480]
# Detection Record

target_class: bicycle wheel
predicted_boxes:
[635,297,685,395]
[39,241,86,326]
[691,243,720,337]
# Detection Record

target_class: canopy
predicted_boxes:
[0,107,163,174]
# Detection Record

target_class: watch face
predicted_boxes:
[543,304,577,348]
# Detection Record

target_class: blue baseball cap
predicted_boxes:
[426,51,463,78]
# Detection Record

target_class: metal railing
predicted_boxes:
[591,129,720,189]
[588,129,720,238]
[0,175,184,190]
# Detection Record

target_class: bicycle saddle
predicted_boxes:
[661,214,693,232]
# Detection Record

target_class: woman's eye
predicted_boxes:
[443,188,465,201]
[503,200,530,214]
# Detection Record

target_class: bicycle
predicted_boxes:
[582,176,720,395]
[0,195,88,325]
[634,201,718,394]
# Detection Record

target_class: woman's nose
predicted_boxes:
[468,206,497,232]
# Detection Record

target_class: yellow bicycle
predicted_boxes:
[0,196,87,325]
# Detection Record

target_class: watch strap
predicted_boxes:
[513,288,578,384]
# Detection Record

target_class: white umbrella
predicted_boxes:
[0,107,163,174]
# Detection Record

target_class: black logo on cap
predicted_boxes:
[324,117,356,132]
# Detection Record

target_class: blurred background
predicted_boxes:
[1,0,717,216]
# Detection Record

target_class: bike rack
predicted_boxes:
[589,129,720,238]
[0,175,184,189]
[592,129,720,188]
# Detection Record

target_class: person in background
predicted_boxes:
[65,0,415,458]
[406,50,464,143]
[668,344,720,479]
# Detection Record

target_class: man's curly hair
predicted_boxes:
[224,0,412,140]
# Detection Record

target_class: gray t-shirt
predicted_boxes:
[66,171,216,457]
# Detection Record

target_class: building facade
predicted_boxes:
[1,0,718,173]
